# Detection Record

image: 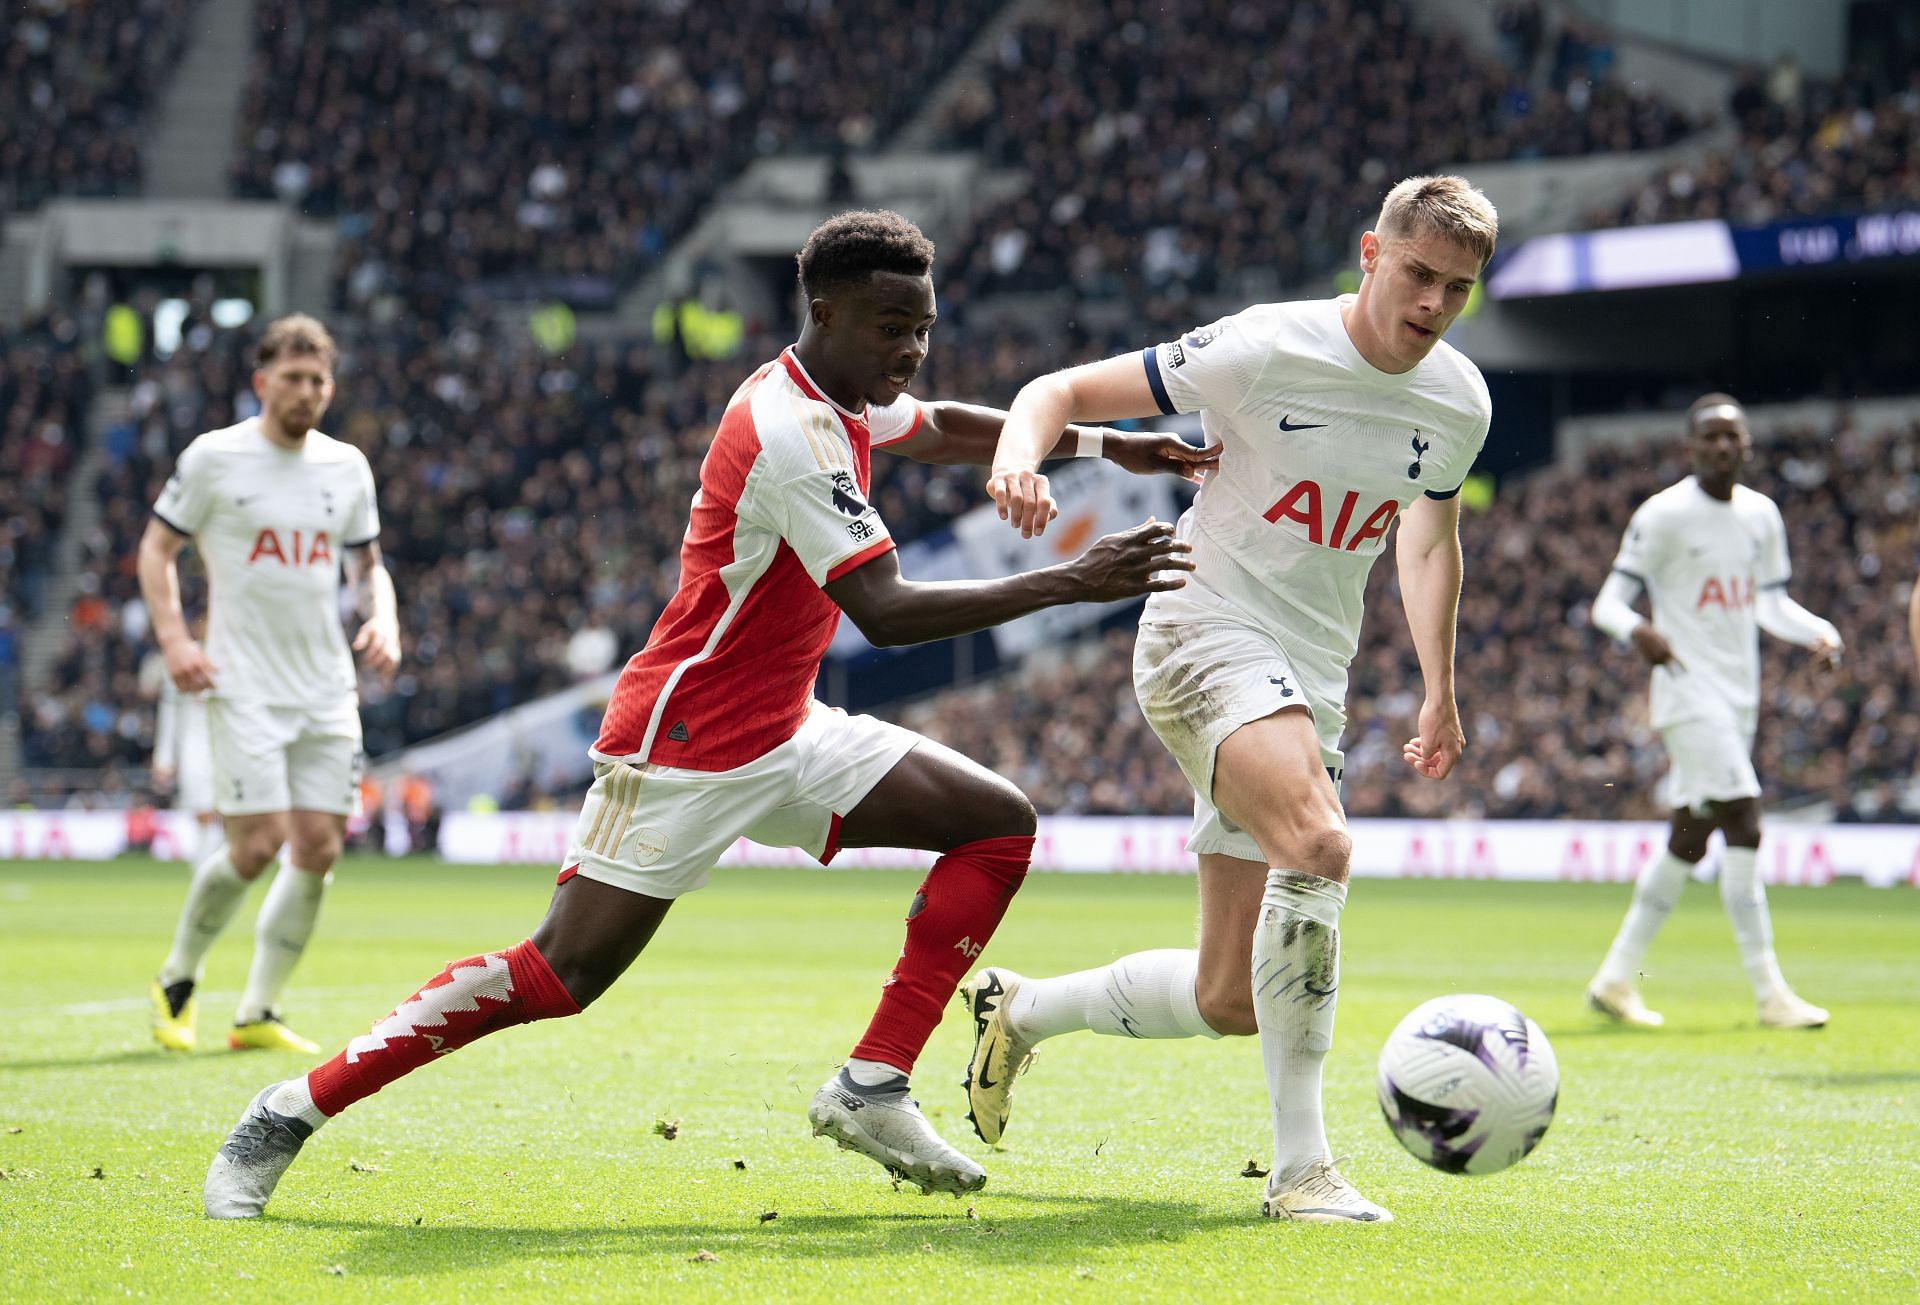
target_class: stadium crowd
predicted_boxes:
[230,0,998,308]
[1603,60,1920,227]
[0,0,192,211]
[935,0,1700,305]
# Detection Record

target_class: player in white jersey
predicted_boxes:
[138,315,401,1055]
[1586,394,1840,1031]
[965,176,1499,1224]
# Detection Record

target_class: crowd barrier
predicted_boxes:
[6,810,1914,888]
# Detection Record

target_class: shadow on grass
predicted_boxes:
[277,1191,1260,1275]
[0,1048,218,1073]
[1544,1020,1751,1041]
[1771,1070,1920,1089]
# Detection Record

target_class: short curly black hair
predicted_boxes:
[796,209,935,299]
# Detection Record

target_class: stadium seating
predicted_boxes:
[934,0,1701,305]
[230,0,1000,306]
[0,0,192,210]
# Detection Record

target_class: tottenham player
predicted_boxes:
[968,176,1499,1224]
[140,315,400,1055]
[1586,395,1839,1031]
[203,211,1210,1218]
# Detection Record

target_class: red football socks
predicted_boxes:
[307,938,579,1117]
[851,834,1033,1074]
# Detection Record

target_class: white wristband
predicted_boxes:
[1074,427,1105,458]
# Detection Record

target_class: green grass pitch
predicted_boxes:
[1,857,1915,1302]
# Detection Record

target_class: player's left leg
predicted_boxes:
[806,732,1037,1194]
[228,809,345,1054]
[1589,807,1714,1028]
[1712,798,1827,1029]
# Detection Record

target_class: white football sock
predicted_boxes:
[844,1057,910,1088]
[158,848,251,987]
[1596,851,1693,988]
[1004,948,1221,1043]
[1254,869,1346,1182]
[193,821,225,867]
[266,1075,330,1130]
[1720,846,1788,998]
[236,862,332,1023]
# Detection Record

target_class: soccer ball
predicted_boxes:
[1376,994,1559,1175]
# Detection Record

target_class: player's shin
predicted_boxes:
[1719,846,1788,998]
[1005,949,1221,1042]
[236,860,331,1024]
[1596,850,1692,987]
[284,938,580,1125]
[850,834,1032,1075]
[1253,869,1345,1181]
[159,847,251,986]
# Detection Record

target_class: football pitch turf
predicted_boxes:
[1,857,1914,1303]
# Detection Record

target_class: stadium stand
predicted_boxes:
[229,0,1001,306]
[1601,62,1920,227]
[0,0,194,211]
[934,0,1701,305]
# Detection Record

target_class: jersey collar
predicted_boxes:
[780,348,866,422]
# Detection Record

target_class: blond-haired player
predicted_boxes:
[140,314,400,1054]
[1586,394,1839,1031]
[966,176,1500,1223]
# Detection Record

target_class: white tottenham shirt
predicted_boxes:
[1610,477,1791,728]
[1139,296,1491,672]
[153,417,379,707]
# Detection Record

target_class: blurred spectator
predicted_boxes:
[0,0,191,210]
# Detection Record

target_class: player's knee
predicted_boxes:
[228,830,284,878]
[1293,825,1352,880]
[1194,977,1258,1037]
[288,832,343,871]
[950,779,1036,846]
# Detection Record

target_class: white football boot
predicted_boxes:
[1262,1157,1393,1224]
[807,1067,986,1195]
[1586,977,1665,1028]
[958,967,1036,1145]
[204,1081,314,1218]
[1758,989,1829,1029]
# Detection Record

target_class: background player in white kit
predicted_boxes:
[139,315,401,1054]
[146,616,221,866]
[1586,394,1840,1031]
[971,176,1499,1224]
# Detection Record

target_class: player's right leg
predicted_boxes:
[204,873,663,1218]
[1587,808,1712,1029]
[151,810,285,1052]
[1712,798,1827,1029]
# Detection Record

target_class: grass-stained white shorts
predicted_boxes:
[1133,600,1346,864]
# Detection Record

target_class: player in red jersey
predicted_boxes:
[204,210,1213,1217]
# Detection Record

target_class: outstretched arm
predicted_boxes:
[988,354,1178,538]
[889,401,1217,482]
[823,520,1191,648]
[1395,493,1466,780]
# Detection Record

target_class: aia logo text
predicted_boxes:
[248,528,334,567]
[1262,479,1398,551]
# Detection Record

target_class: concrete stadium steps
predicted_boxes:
[143,0,260,200]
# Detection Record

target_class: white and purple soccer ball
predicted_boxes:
[1376,994,1559,1175]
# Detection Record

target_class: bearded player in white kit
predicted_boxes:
[1585,394,1839,1031]
[139,314,401,1054]
[968,176,1499,1223]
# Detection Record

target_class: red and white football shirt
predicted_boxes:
[593,349,922,770]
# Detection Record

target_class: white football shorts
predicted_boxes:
[1133,602,1346,864]
[207,696,364,817]
[562,700,921,900]
[1660,709,1761,814]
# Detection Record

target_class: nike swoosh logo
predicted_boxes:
[1277,416,1326,432]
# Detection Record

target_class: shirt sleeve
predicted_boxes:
[868,394,924,448]
[1611,501,1661,583]
[152,439,214,536]
[1757,499,1791,588]
[343,452,382,547]
[771,467,897,586]
[1425,414,1490,500]
[1141,308,1273,417]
